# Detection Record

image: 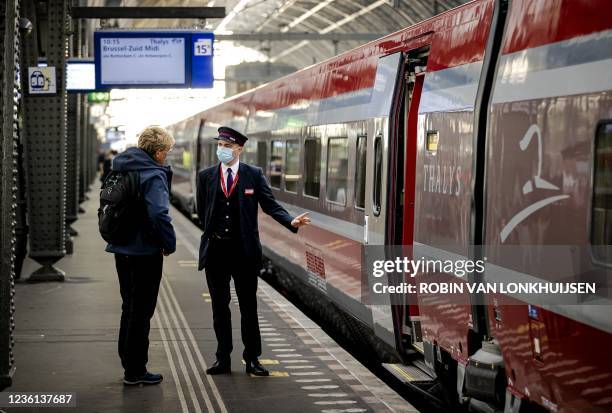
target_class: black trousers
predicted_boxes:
[205,239,261,362]
[115,253,163,377]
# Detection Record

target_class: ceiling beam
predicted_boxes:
[70,7,225,19]
[281,0,336,33]
[214,0,251,33]
[270,0,388,62]
[216,32,385,42]
[255,0,300,33]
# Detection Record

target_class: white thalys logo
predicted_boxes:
[500,124,570,242]
[423,164,461,196]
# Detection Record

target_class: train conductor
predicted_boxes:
[197,126,310,376]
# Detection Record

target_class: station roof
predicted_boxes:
[98,0,470,69]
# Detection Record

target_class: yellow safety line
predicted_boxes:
[241,359,279,365]
[250,371,289,378]
[390,364,415,382]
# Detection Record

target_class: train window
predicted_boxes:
[304,138,321,198]
[270,140,284,189]
[195,120,204,172]
[285,139,300,193]
[207,142,216,167]
[326,137,349,205]
[242,139,257,165]
[373,135,383,216]
[355,135,367,209]
[257,141,267,170]
[181,147,191,170]
[591,121,612,263]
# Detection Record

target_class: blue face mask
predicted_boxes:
[216,146,234,164]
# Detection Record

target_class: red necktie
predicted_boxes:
[227,168,233,194]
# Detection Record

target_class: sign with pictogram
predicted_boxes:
[28,67,57,95]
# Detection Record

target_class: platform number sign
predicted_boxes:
[194,39,213,56]
[191,32,214,88]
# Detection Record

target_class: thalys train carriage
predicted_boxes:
[166,1,612,412]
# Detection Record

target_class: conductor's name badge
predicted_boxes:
[245,188,254,195]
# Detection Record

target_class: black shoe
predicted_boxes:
[123,371,163,385]
[206,360,231,375]
[245,359,269,376]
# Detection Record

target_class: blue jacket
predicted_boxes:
[105,147,176,256]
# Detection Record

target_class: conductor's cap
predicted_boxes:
[215,126,248,146]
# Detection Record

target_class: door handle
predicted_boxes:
[364,215,369,244]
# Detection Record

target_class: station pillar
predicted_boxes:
[65,18,83,239]
[0,0,22,389]
[78,94,88,207]
[21,0,70,281]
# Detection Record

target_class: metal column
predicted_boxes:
[0,0,22,389]
[65,18,81,240]
[21,0,70,281]
[78,93,87,208]
[88,123,96,187]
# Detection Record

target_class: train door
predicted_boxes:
[364,48,430,353]
[364,52,401,348]
[374,46,430,358]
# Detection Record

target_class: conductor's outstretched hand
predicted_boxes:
[291,212,311,228]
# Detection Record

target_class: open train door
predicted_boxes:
[365,45,430,355]
[379,45,431,361]
[364,52,403,350]
[376,45,439,387]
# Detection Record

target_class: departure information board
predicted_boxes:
[94,31,214,89]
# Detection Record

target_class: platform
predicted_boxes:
[8,187,417,413]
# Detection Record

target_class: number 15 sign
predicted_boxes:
[194,39,213,56]
[191,32,214,88]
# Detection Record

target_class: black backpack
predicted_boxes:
[98,171,143,245]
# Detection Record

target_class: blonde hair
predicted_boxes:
[137,126,175,156]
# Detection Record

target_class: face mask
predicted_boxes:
[216,146,234,164]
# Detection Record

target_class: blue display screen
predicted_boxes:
[94,31,214,89]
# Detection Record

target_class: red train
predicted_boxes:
[166,1,612,411]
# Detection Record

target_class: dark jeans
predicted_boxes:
[115,253,163,377]
[205,239,261,362]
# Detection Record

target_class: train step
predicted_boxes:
[412,341,424,354]
[383,361,434,383]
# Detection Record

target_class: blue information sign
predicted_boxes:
[191,32,214,88]
[94,30,214,89]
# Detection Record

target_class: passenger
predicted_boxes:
[100,149,117,183]
[97,149,106,174]
[196,126,310,376]
[105,126,176,385]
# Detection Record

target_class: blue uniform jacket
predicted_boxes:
[196,162,297,271]
[105,147,176,256]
